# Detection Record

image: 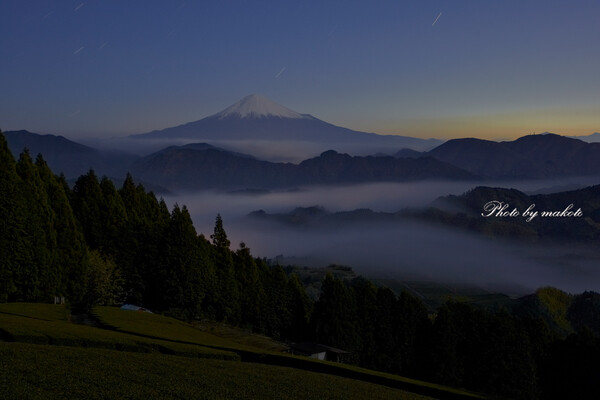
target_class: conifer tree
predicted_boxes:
[72,170,104,250]
[36,154,88,304]
[141,197,173,306]
[209,214,239,322]
[374,287,401,372]
[187,233,217,319]
[159,204,204,318]
[285,273,312,340]
[118,174,170,303]
[395,290,430,375]
[311,273,359,352]
[0,131,23,301]
[234,242,265,328]
[260,266,291,338]
[211,214,230,249]
[15,150,56,301]
[99,176,128,251]
[352,277,379,368]
[119,174,143,223]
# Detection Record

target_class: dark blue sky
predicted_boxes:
[1,0,599,139]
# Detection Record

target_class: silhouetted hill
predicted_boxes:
[429,185,600,241]
[513,287,573,336]
[248,206,395,228]
[295,151,475,184]
[428,134,600,179]
[437,185,600,216]
[130,145,477,191]
[568,132,600,143]
[250,184,600,243]
[5,130,137,179]
[130,144,296,190]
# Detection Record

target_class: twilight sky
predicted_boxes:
[1,0,599,140]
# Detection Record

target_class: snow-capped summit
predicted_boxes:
[132,94,443,154]
[213,94,309,119]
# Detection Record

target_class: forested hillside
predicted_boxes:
[1,131,599,399]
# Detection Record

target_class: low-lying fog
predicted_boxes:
[163,180,600,295]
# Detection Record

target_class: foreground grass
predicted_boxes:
[1,304,487,399]
[95,306,486,399]
[0,342,435,400]
[193,320,290,352]
[0,303,237,360]
[93,306,259,352]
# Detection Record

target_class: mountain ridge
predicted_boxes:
[248,184,600,242]
[130,94,442,152]
[568,132,600,143]
[427,134,600,179]
[129,144,477,191]
[4,130,137,179]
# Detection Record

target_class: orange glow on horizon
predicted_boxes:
[363,107,600,140]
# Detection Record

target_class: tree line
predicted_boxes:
[1,131,598,399]
[0,131,312,337]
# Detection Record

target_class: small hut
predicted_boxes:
[289,342,351,363]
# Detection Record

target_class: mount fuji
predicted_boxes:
[131,94,441,157]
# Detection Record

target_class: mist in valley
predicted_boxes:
[163,180,600,295]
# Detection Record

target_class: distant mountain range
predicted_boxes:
[5,99,600,191]
[249,184,600,242]
[568,132,600,143]
[5,128,600,192]
[129,143,476,191]
[131,94,442,153]
[4,130,137,179]
[248,206,396,228]
[405,133,600,179]
[427,185,600,241]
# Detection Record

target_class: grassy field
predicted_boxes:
[93,306,261,352]
[0,342,435,400]
[0,303,238,360]
[192,320,290,352]
[94,305,486,399]
[1,303,487,399]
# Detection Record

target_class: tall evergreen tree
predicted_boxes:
[285,273,312,341]
[211,214,230,249]
[36,154,88,305]
[99,177,128,251]
[395,290,430,375]
[260,265,292,338]
[209,214,239,322]
[71,170,104,250]
[352,277,379,368]
[118,174,170,304]
[0,131,23,301]
[311,274,359,352]
[15,150,56,301]
[234,242,266,328]
[158,205,204,318]
[116,174,147,302]
[193,234,218,319]
[374,287,401,372]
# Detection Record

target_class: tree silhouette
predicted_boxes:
[211,214,230,249]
